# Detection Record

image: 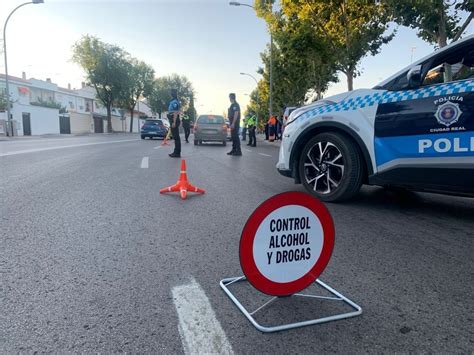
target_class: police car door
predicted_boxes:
[373,38,474,195]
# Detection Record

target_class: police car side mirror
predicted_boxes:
[407,65,422,88]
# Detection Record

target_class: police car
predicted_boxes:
[277,35,474,202]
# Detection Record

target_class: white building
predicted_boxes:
[0,73,153,136]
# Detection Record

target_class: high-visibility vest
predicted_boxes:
[182,114,190,121]
[247,116,256,127]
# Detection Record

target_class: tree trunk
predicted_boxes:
[129,109,134,133]
[106,105,113,133]
[438,6,448,48]
[316,89,322,101]
[346,69,354,91]
[437,7,452,82]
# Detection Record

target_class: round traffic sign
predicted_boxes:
[240,192,335,296]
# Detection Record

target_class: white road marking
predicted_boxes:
[245,149,252,152]
[258,153,272,157]
[172,278,233,355]
[141,157,149,169]
[0,139,138,157]
[153,146,162,149]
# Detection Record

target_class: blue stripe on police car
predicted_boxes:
[375,131,474,167]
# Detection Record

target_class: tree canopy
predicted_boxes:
[267,0,395,91]
[387,0,474,48]
[72,35,131,132]
[117,58,155,132]
[148,74,195,118]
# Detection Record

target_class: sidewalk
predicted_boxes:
[255,134,282,148]
[0,132,135,141]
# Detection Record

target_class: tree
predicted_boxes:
[72,35,130,132]
[147,77,170,118]
[387,0,474,48]
[148,74,195,118]
[271,15,338,103]
[0,93,11,112]
[259,0,395,91]
[186,94,197,122]
[247,78,270,130]
[247,3,338,119]
[117,59,155,132]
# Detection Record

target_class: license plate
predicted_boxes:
[148,132,157,134]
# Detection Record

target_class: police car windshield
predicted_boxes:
[198,115,225,124]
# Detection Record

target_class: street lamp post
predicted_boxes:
[3,0,44,136]
[230,1,273,117]
[240,72,259,130]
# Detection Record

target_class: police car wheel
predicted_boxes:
[299,132,364,202]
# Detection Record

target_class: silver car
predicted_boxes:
[194,115,227,146]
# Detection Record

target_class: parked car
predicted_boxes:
[278,34,474,202]
[141,119,168,140]
[194,115,227,146]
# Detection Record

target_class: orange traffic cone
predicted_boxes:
[160,160,205,200]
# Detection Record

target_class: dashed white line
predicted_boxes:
[245,149,252,152]
[153,146,162,149]
[258,153,272,157]
[172,278,234,355]
[0,139,139,157]
[141,157,149,169]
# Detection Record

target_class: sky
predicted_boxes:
[1,0,473,115]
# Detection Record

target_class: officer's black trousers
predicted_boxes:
[183,122,190,142]
[242,127,247,141]
[248,126,256,146]
[172,125,181,155]
[231,127,241,153]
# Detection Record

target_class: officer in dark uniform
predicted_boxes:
[182,111,191,143]
[227,93,242,156]
[247,114,256,147]
[168,89,181,158]
[242,115,248,141]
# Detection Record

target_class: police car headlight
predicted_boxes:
[286,101,333,126]
[286,111,303,126]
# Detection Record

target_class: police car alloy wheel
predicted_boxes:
[299,132,364,202]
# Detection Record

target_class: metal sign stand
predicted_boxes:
[220,276,362,333]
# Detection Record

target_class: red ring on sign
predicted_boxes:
[239,191,335,296]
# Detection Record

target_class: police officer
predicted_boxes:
[247,114,256,147]
[242,115,248,141]
[182,111,191,143]
[168,89,181,158]
[227,93,242,156]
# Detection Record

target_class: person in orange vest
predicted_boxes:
[268,115,277,142]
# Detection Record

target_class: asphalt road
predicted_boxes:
[1,134,473,353]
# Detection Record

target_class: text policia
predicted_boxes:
[267,217,312,265]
